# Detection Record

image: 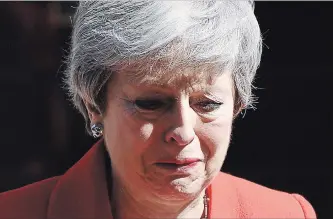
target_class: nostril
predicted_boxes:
[167,132,195,146]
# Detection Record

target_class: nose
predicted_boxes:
[164,100,196,146]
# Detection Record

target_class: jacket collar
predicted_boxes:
[47,139,113,219]
[210,171,240,218]
[46,139,237,219]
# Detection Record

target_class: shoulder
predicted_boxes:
[211,172,316,218]
[0,176,59,219]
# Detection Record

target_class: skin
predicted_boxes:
[87,66,237,219]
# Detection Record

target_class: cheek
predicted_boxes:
[199,115,233,175]
[104,107,155,167]
[202,123,232,157]
[123,116,155,156]
[138,123,154,142]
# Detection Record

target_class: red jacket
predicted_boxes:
[0,141,316,219]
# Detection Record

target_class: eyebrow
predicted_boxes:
[128,71,213,91]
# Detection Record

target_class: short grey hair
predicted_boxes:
[64,0,262,135]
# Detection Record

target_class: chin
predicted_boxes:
[148,175,207,201]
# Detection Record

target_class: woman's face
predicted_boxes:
[98,66,235,200]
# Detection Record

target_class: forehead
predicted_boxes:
[114,60,230,92]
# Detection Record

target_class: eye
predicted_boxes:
[134,99,168,111]
[194,100,223,112]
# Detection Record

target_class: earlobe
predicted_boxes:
[84,100,103,124]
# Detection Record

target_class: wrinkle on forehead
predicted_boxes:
[114,60,224,92]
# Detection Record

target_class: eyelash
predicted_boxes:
[194,100,223,112]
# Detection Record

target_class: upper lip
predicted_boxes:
[156,158,202,165]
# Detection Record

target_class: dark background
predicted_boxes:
[0,2,331,218]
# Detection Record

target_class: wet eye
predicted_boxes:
[195,101,223,112]
[134,99,167,111]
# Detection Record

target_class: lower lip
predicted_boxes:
[155,161,200,173]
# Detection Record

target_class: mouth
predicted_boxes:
[155,159,202,170]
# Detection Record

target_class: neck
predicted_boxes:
[110,176,206,219]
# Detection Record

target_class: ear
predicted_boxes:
[84,100,103,125]
[233,102,244,119]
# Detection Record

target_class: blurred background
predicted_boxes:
[0,2,331,218]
